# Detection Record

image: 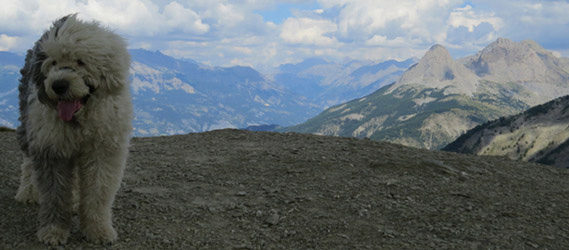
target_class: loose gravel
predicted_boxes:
[1,129,568,249]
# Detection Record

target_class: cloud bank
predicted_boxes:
[0,0,567,72]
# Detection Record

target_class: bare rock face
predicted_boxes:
[398,38,569,104]
[464,38,547,81]
[393,44,479,95]
[461,38,569,105]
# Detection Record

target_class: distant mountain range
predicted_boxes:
[285,38,569,150]
[0,49,413,136]
[128,49,320,135]
[274,57,416,107]
[0,52,20,128]
[443,95,569,168]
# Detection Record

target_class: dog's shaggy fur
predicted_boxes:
[15,14,132,245]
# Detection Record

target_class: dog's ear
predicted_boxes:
[32,52,53,107]
[29,40,53,106]
[98,48,131,95]
[99,73,128,95]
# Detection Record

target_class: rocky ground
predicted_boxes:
[1,129,568,249]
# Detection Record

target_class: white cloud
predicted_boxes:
[0,34,19,51]
[168,40,209,48]
[441,4,504,50]
[2,0,569,72]
[445,0,569,54]
[365,35,413,48]
[0,0,209,37]
[492,1,569,41]
[0,0,77,34]
[78,0,211,36]
[448,5,503,32]
[280,17,338,46]
[231,46,254,54]
[78,0,160,36]
[163,2,209,34]
[230,58,254,68]
[204,2,245,28]
[318,0,459,44]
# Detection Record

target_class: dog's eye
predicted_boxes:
[51,60,57,66]
[77,60,85,66]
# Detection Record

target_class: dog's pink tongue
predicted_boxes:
[57,99,82,121]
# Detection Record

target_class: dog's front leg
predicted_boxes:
[33,157,74,245]
[15,156,40,204]
[78,148,127,244]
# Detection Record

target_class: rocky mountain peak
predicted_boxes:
[478,37,532,61]
[459,38,569,95]
[391,44,478,95]
[521,39,548,54]
[422,44,453,65]
[490,37,515,47]
[479,37,536,57]
[390,38,569,102]
[397,44,455,83]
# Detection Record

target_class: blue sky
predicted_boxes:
[1,0,569,73]
[255,2,322,24]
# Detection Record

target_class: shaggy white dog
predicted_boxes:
[14,14,132,245]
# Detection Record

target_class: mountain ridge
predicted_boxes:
[273,57,416,108]
[285,38,569,149]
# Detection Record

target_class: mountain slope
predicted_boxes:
[285,82,519,149]
[286,38,569,149]
[129,49,321,135]
[2,129,569,249]
[443,95,569,168]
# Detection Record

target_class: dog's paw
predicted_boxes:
[15,184,39,204]
[37,224,69,246]
[82,224,118,244]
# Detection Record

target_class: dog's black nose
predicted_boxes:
[51,80,69,95]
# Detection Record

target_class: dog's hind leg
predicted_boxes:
[15,156,39,204]
[78,148,127,244]
[33,157,74,245]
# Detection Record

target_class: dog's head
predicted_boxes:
[30,14,130,121]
